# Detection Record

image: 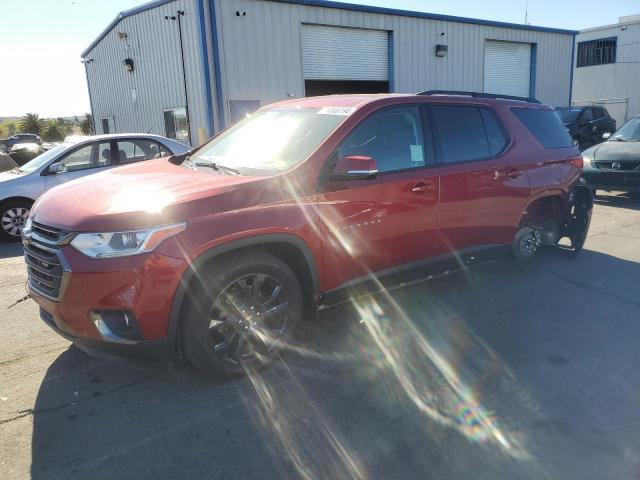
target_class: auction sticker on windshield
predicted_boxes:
[317,106,355,116]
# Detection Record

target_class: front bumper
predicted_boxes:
[582,167,640,192]
[27,239,188,364]
[38,307,178,364]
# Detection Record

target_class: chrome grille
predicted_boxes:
[596,161,640,171]
[31,222,72,244]
[23,222,71,301]
[24,242,64,300]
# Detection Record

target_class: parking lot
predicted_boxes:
[0,192,639,479]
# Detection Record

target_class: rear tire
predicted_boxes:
[181,250,303,377]
[0,199,31,242]
[511,227,541,262]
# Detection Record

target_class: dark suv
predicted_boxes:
[7,133,42,147]
[24,91,593,377]
[556,106,616,151]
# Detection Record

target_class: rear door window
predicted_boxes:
[511,108,574,149]
[431,106,508,164]
[480,109,509,156]
[116,139,165,164]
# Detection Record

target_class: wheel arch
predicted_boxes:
[167,233,321,353]
[0,196,36,209]
[518,191,567,228]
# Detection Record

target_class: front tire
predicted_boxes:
[0,199,31,242]
[182,250,303,377]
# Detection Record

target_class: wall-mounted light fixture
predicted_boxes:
[123,58,134,72]
[435,32,448,58]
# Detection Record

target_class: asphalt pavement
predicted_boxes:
[1,192,640,479]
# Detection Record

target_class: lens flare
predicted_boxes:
[108,185,174,214]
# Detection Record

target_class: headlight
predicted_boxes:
[70,223,186,258]
[23,217,33,235]
[583,155,594,168]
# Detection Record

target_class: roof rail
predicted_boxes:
[418,90,541,104]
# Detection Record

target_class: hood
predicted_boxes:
[584,141,640,161]
[31,158,265,232]
[0,169,25,182]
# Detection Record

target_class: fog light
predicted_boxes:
[90,311,143,343]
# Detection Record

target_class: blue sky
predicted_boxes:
[0,0,637,117]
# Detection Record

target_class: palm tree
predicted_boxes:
[41,120,64,142]
[55,117,73,137]
[19,113,43,135]
[80,113,94,135]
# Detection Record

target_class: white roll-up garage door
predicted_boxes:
[301,25,388,81]
[484,40,532,98]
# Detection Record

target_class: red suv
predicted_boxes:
[23,92,593,376]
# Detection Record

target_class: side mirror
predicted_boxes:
[47,163,64,174]
[331,155,378,181]
[602,132,611,140]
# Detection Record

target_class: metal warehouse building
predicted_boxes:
[572,15,640,126]
[82,0,577,146]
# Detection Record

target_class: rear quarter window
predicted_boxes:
[512,108,573,149]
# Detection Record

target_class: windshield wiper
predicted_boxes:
[610,138,628,142]
[193,162,240,176]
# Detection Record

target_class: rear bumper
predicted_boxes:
[582,169,640,191]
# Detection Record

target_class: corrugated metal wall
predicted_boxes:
[84,0,575,138]
[83,0,207,145]
[573,22,640,125]
[213,0,574,126]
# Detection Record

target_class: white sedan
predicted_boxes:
[0,133,190,241]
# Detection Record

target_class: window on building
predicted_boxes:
[432,106,507,164]
[337,106,428,173]
[101,118,110,134]
[576,38,617,67]
[164,107,189,143]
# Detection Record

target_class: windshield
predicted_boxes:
[189,108,348,175]
[610,117,640,141]
[555,108,581,123]
[18,143,71,173]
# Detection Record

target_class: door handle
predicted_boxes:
[410,182,434,193]
[494,169,524,180]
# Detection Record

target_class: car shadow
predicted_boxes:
[0,242,23,259]
[594,191,640,211]
[28,248,640,479]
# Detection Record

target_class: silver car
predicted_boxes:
[0,133,189,241]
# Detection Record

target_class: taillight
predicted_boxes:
[568,155,583,170]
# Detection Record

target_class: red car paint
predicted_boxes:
[25,94,581,361]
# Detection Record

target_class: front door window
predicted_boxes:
[58,142,112,172]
